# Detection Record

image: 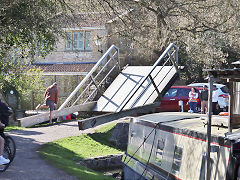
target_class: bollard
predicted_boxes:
[179,100,183,112]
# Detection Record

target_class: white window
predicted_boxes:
[85,31,91,50]
[65,31,91,51]
[171,146,183,174]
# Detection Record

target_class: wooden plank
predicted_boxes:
[18,101,96,127]
[78,102,160,130]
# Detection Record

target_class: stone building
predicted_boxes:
[31,13,130,109]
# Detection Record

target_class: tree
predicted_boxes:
[0,0,72,118]
[84,0,240,83]
[0,0,75,61]
[0,64,45,120]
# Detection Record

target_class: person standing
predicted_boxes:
[199,85,208,114]
[44,82,59,124]
[212,85,219,115]
[188,88,198,113]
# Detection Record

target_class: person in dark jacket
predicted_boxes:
[0,99,10,165]
[44,82,58,124]
[199,85,208,114]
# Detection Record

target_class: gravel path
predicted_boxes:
[0,121,96,180]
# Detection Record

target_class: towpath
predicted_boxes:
[0,121,96,180]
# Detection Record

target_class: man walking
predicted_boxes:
[44,82,58,124]
[199,85,208,114]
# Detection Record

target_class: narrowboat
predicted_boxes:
[122,112,240,180]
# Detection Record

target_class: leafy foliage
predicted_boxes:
[0,0,70,60]
[0,0,72,109]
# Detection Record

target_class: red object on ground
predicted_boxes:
[66,114,71,120]
[219,112,229,116]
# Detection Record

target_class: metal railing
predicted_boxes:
[58,45,120,110]
[118,43,179,111]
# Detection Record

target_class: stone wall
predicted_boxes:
[78,154,123,171]
[77,122,130,171]
[109,122,129,150]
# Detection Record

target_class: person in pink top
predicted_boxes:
[36,82,59,124]
[44,82,59,124]
[188,88,198,113]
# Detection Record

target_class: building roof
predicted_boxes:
[33,63,95,75]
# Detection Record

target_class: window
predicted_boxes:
[220,86,229,93]
[164,88,178,97]
[171,146,183,174]
[85,31,91,50]
[155,138,165,166]
[66,32,72,50]
[65,31,91,51]
[178,88,191,97]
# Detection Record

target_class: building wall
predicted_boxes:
[35,27,108,63]
[31,27,109,110]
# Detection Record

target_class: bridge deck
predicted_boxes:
[93,66,178,112]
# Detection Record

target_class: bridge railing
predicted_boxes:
[58,45,120,110]
[119,43,179,111]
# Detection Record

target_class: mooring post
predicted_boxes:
[206,76,213,180]
[228,80,233,133]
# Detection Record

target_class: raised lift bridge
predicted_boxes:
[18,43,180,128]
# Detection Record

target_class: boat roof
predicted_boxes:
[135,112,239,138]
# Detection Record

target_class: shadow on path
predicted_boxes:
[0,121,83,180]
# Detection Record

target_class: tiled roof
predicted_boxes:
[34,63,95,73]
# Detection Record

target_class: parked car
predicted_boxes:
[156,86,202,112]
[187,83,229,111]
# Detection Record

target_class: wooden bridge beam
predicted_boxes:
[18,102,96,127]
[78,102,160,130]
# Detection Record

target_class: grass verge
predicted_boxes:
[38,122,124,180]
[5,125,25,132]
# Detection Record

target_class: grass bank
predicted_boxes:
[38,122,124,180]
[5,125,25,132]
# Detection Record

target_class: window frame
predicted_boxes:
[65,30,91,52]
[155,138,165,166]
[171,145,183,174]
